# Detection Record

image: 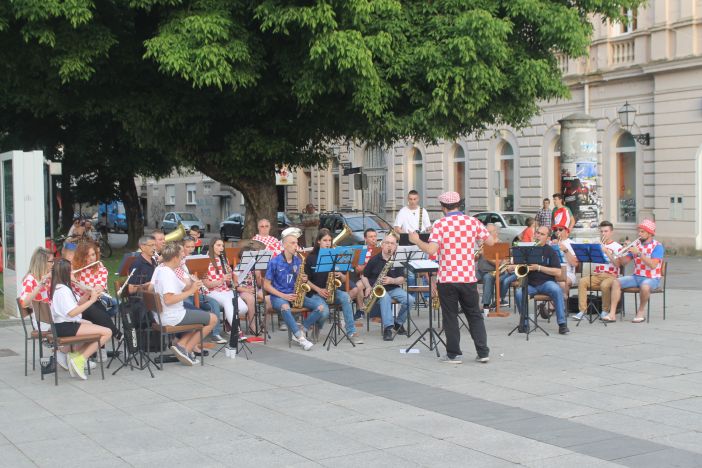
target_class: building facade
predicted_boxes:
[285,1,702,251]
[139,172,246,232]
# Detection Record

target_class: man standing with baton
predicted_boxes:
[410,192,495,364]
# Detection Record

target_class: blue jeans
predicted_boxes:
[370,287,414,328]
[184,294,223,336]
[271,295,329,338]
[334,290,357,335]
[515,281,566,325]
[618,275,660,290]
[480,271,516,306]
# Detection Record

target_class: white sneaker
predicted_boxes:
[483,308,489,318]
[571,312,584,321]
[291,334,313,351]
[278,321,287,331]
[56,351,69,371]
[349,333,364,344]
[85,360,98,370]
[600,311,609,319]
[212,334,227,344]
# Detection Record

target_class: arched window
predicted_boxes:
[409,148,424,203]
[452,146,466,197]
[499,142,514,211]
[616,133,637,223]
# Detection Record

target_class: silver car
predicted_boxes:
[473,211,532,244]
[162,211,203,233]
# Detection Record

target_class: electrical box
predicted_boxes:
[670,195,683,220]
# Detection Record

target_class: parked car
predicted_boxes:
[318,211,392,246]
[473,211,532,244]
[162,211,203,233]
[220,212,245,240]
[278,211,297,231]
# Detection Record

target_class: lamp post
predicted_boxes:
[617,102,650,145]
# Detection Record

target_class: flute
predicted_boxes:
[118,268,136,295]
[72,260,102,274]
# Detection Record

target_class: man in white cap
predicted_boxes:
[410,191,495,364]
[603,219,664,323]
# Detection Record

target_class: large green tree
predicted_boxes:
[0,0,644,237]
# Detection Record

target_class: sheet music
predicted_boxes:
[235,258,256,278]
[394,245,425,265]
[241,249,273,270]
[408,260,439,270]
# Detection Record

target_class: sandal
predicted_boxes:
[601,317,617,323]
[632,317,645,323]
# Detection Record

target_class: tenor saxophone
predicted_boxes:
[292,253,311,308]
[363,254,395,311]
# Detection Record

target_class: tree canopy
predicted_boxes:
[0,0,645,236]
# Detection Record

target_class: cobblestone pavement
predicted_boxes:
[1,262,700,467]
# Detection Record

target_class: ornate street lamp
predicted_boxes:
[617,101,650,145]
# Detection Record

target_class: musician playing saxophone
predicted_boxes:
[603,219,664,324]
[361,233,413,342]
[514,226,570,335]
[304,229,362,344]
[263,230,321,351]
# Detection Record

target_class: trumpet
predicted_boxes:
[614,237,641,259]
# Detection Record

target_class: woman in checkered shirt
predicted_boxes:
[204,238,249,333]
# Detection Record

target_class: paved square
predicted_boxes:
[1,257,701,467]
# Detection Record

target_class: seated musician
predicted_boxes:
[20,247,53,311]
[72,240,118,316]
[177,236,225,344]
[572,221,622,321]
[151,229,166,263]
[128,236,158,295]
[203,238,248,335]
[361,233,414,341]
[188,226,206,255]
[151,242,217,366]
[263,230,322,351]
[353,228,378,319]
[49,258,112,380]
[253,218,283,254]
[604,219,664,323]
[514,226,570,335]
[551,223,578,301]
[477,224,513,316]
[304,229,363,344]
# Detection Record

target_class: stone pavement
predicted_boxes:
[1,264,701,467]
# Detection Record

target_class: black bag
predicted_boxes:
[568,295,602,314]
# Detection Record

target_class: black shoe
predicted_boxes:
[558,324,570,335]
[383,327,394,341]
[193,350,210,357]
[354,310,365,321]
[393,323,407,335]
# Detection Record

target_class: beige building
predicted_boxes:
[285,1,702,251]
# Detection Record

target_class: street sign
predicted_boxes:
[343,166,361,176]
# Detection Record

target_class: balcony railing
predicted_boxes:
[610,38,635,65]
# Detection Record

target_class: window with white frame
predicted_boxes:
[409,148,424,203]
[186,183,197,205]
[165,184,175,205]
[452,145,466,197]
[499,142,514,211]
[616,133,637,223]
[614,8,637,35]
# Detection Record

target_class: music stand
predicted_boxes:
[315,246,360,349]
[107,253,140,370]
[507,245,550,340]
[395,246,424,336]
[482,242,511,315]
[117,252,139,277]
[404,260,443,356]
[239,249,273,342]
[571,244,609,326]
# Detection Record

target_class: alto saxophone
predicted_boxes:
[363,254,395,311]
[292,253,311,308]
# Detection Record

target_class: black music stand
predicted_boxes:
[507,245,550,341]
[316,246,359,350]
[404,260,443,356]
[240,249,273,341]
[396,246,423,337]
[107,253,139,370]
[571,243,609,326]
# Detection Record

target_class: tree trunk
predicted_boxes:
[59,171,74,235]
[118,174,144,249]
[237,176,280,238]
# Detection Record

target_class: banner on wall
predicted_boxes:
[275,165,294,186]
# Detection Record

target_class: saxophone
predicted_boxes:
[325,225,352,304]
[363,254,395,311]
[292,253,311,308]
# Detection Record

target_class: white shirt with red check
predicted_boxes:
[253,234,282,255]
[174,260,190,282]
[429,212,489,283]
[73,266,109,298]
[206,257,231,293]
[22,274,51,304]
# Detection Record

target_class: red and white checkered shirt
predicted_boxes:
[594,241,622,276]
[253,235,282,255]
[428,212,489,283]
[174,260,190,282]
[22,274,51,304]
[73,266,109,298]
[205,257,231,293]
[633,239,663,278]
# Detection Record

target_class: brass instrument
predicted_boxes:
[514,264,530,288]
[614,237,641,259]
[431,294,440,311]
[363,254,395,311]
[292,253,311,308]
[491,261,509,278]
[325,225,352,304]
[164,223,186,243]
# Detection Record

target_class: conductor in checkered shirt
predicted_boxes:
[410,192,496,364]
